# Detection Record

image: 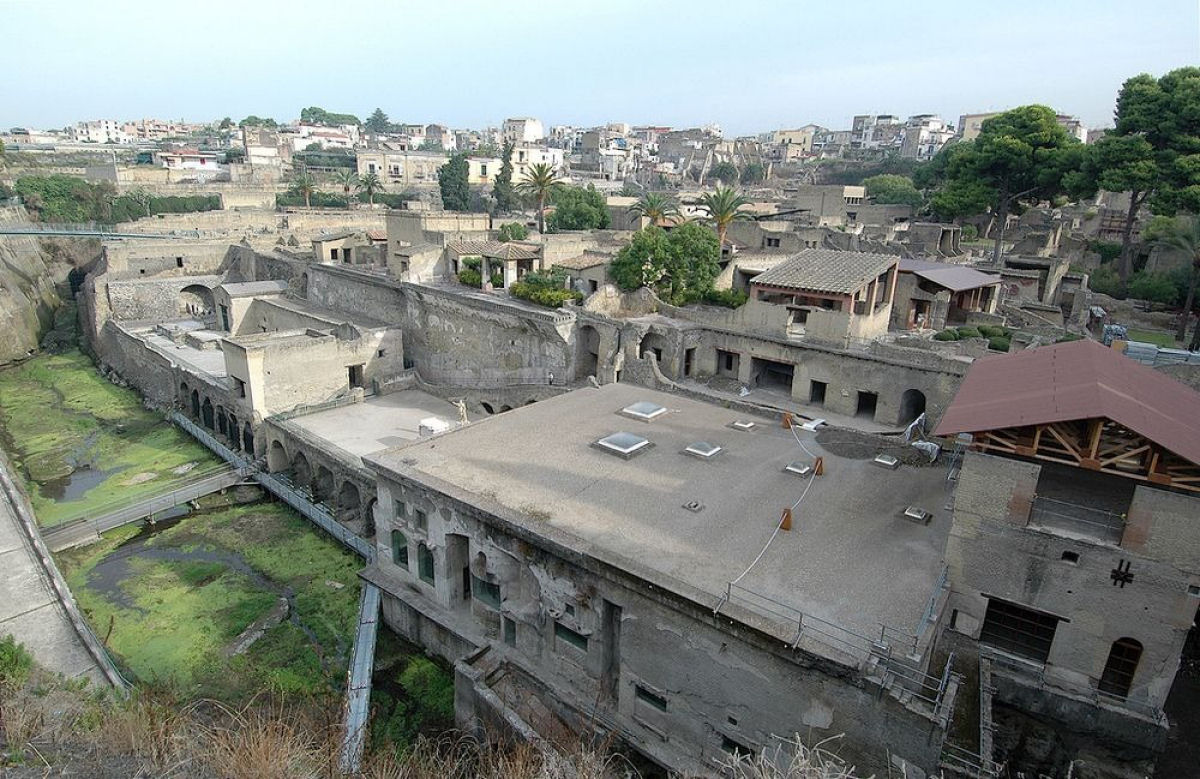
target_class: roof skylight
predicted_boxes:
[596,431,652,459]
[784,461,813,477]
[683,441,723,459]
[621,401,668,422]
[730,420,757,431]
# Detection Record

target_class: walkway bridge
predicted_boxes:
[167,412,380,773]
[0,221,198,240]
[41,464,248,552]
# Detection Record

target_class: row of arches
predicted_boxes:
[266,439,375,534]
[181,381,254,454]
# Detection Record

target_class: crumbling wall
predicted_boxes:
[0,207,64,363]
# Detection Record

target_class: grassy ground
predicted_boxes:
[56,502,362,702]
[0,349,215,526]
[1126,328,1179,348]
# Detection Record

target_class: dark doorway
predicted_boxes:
[751,358,794,392]
[191,389,200,418]
[348,364,365,389]
[809,380,827,406]
[855,391,878,419]
[201,398,214,429]
[980,597,1061,664]
[716,349,740,379]
[899,389,926,424]
[576,325,601,380]
[1098,638,1143,698]
[683,348,695,377]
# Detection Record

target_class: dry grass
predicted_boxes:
[718,733,869,779]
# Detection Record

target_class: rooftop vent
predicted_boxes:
[683,441,722,460]
[682,500,705,513]
[621,401,668,422]
[873,454,900,470]
[595,431,652,459]
[800,418,826,431]
[902,506,933,525]
[784,461,813,477]
[730,420,757,432]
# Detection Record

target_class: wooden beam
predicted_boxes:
[1101,444,1151,469]
[1088,420,1104,459]
[1045,424,1082,460]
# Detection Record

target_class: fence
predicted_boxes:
[41,462,235,528]
[940,743,1002,778]
[338,583,381,774]
[1028,496,1125,544]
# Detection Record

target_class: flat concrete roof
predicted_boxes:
[368,383,951,661]
[140,326,228,377]
[287,390,462,458]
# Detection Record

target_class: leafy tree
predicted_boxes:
[217,117,233,130]
[438,153,470,211]
[224,147,245,164]
[125,187,153,217]
[300,106,360,126]
[740,162,765,184]
[626,192,680,225]
[546,185,610,232]
[492,141,516,213]
[697,186,753,249]
[290,170,317,208]
[862,174,923,207]
[609,222,721,305]
[238,115,277,128]
[1153,214,1200,347]
[304,142,323,152]
[357,172,384,205]
[497,222,528,241]
[1126,271,1180,305]
[918,106,1082,262]
[515,162,564,233]
[365,108,391,134]
[418,137,444,152]
[709,162,739,185]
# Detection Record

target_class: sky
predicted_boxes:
[1,0,1197,136]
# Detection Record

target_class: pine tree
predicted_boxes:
[493,141,516,213]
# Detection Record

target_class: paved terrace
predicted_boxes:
[369,383,952,663]
[286,391,463,459]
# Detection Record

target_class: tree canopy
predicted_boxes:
[862,174,923,207]
[492,142,516,213]
[238,116,277,128]
[438,154,470,211]
[365,108,391,134]
[918,105,1082,261]
[626,192,680,225]
[300,106,361,126]
[547,185,610,232]
[740,162,765,184]
[608,223,721,305]
[697,186,753,248]
[515,163,564,233]
[709,162,739,185]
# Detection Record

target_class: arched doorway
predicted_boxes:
[242,423,254,455]
[576,325,601,380]
[314,466,335,502]
[292,452,313,488]
[180,284,214,318]
[191,389,201,418]
[201,398,214,429]
[1099,638,1143,698]
[364,498,377,537]
[337,481,361,524]
[298,273,309,299]
[481,402,495,415]
[638,331,670,363]
[216,407,227,436]
[899,389,927,425]
[228,414,240,450]
[180,382,189,410]
[267,440,288,473]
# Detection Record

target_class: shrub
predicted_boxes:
[457,269,482,288]
[461,256,481,271]
[988,336,1011,352]
[701,288,749,308]
[960,224,978,241]
[489,273,504,288]
[510,280,583,309]
[1127,271,1180,306]
[1089,265,1123,298]
[497,222,528,241]
[976,324,1006,337]
[1090,240,1122,265]
[955,326,982,339]
[933,329,959,341]
[0,634,33,688]
[275,191,349,209]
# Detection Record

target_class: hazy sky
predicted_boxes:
[2,0,1197,136]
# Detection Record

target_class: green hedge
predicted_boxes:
[976,324,1009,338]
[933,329,959,341]
[955,326,982,339]
[701,288,748,308]
[275,191,350,208]
[988,336,1011,352]
[457,269,482,288]
[510,281,583,308]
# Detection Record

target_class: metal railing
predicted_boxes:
[257,471,374,561]
[877,651,958,713]
[941,743,1002,778]
[41,462,236,528]
[265,393,362,423]
[338,583,381,774]
[1028,496,1125,544]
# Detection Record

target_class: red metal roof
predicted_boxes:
[934,339,1200,466]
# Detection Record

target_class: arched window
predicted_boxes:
[1099,637,1143,698]
[418,543,435,585]
[391,530,409,569]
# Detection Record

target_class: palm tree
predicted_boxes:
[334,169,359,202]
[697,186,753,249]
[357,172,384,206]
[1156,214,1200,349]
[291,170,316,208]
[515,163,563,234]
[627,192,680,227]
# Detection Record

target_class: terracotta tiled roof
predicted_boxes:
[934,339,1200,467]
[751,248,898,294]
[446,240,540,260]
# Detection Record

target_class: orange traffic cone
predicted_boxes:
[780,507,793,531]
[814,457,824,476]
